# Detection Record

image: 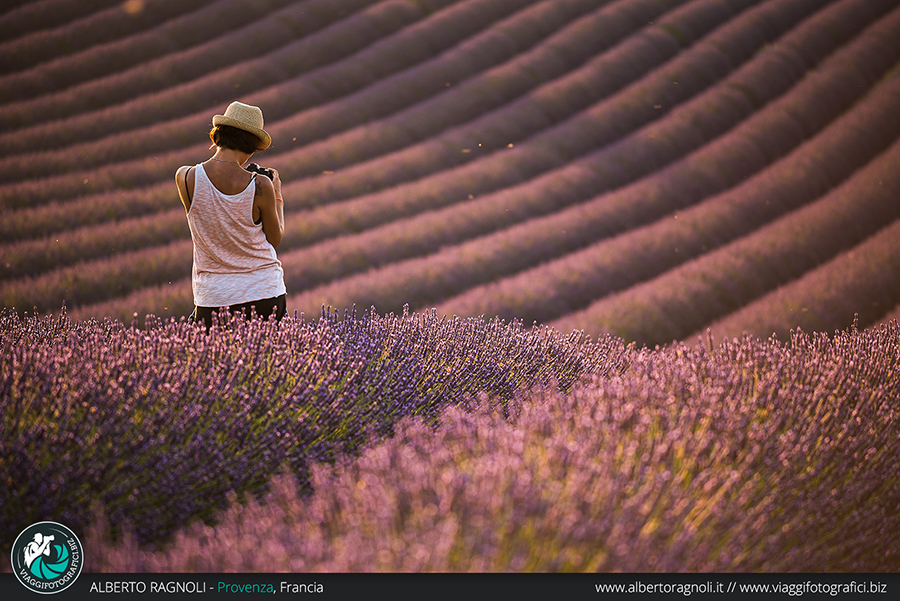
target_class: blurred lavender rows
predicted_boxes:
[0,305,624,557]
[86,318,900,572]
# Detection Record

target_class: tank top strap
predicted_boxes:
[192,163,213,204]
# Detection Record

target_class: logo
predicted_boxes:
[11,522,83,594]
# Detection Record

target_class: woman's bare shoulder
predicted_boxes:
[175,165,196,211]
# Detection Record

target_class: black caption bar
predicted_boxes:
[1,572,897,601]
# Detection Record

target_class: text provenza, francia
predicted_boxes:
[217,582,325,594]
[216,581,324,593]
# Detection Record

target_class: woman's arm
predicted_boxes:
[255,170,284,248]
[175,165,195,213]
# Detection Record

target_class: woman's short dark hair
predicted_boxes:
[209,124,265,154]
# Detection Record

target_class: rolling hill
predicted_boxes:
[2,0,899,347]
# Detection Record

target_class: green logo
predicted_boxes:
[11,522,83,594]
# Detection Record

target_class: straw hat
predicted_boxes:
[212,101,271,150]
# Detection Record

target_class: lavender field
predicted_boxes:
[3,310,898,571]
[2,0,900,572]
[2,0,900,344]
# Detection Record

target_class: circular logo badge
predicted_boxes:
[11,522,83,594]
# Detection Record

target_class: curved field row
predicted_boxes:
[0,0,580,199]
[0,0,123,43]
[2,0,834,233]
[0,0,737,250]
[433,62,900,327]
[4,0,556,159]
[884,301,900,331]
[66,280,196,324]
[0,0,756,230]
[696,216,900,343]
[0,0,211,77]
[283,49,900,321]
[0,0,611,181]
[0,209,188,282]
[1,239,192,314]
[1,0,833,295]
[0,0,334,106]
[15,0,892,314]
[0,0,450,144]
[546,134,900,346]
[0,180,175,243]
[5,0,900,342]
[272,0,796,204]
[72,22,888,328]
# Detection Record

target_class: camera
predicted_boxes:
[246,162,274,180]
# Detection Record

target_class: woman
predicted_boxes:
[175,101,287,328]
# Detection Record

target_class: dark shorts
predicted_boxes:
[191,294,287,329]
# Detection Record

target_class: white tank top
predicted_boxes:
[186,163,286,307]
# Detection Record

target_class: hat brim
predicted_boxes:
[212,115,271,150]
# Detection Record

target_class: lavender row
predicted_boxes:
[0,180,175,244]
[0,0,305,106]
[273,0,772,211]
[0,0,123,43]
[548,135,900,346]
[284,12,900,318]
[0,0,661,213]
[698,217,900,343]
[0,0,216,81]
[0,0,249,105]
[0,0,770,245]
[38,0,898,323]
[0,0,690,246]
[1,239,192,314]
[17,0,898,328]
[0,0,445,153]
[0,0,521,178]
[65,280,195,326]
[439,57,900,333]
[0,0,607,181]
[879,303,900,328]
[0,209,187,282]
[0,306,626,555]
[86,319,900,571]
[0,0,726,261]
